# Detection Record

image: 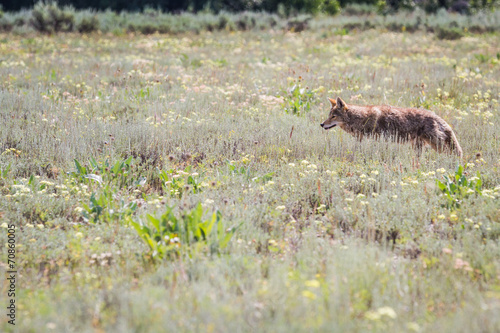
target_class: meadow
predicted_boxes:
[0,11,500,332]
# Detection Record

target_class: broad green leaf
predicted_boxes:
[146,214,160,231]
[74,159,85,175]
[112,160,122,175]
[124,156,133,166]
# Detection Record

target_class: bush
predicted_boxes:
[0,17,13,32]
[286,15,311,31]
[322,0,342,15]
[234,13,257,30]
[13,17,26,27]
[77,15,99,33]
[342,3,379,15]
[30,1,75,33]
[435,26,464,39]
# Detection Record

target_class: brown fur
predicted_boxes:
[321,97,463,158]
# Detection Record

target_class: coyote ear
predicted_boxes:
[328,98,336,107]
[336,97,346,110]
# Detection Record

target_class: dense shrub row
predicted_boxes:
[2,0,499,14]
[0,1,498,37]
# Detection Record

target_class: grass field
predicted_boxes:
[1,21,500,332]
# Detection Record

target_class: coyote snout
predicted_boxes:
[321,97,463,158]
[320,122,337,129]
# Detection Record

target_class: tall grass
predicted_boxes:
[0,24,499,332]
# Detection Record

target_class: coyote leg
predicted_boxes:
[423,138,447,155]
[412,138,424,169]
[412,138,424,157]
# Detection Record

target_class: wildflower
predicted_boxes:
[305,280,320,288]
[365,311,381,321]
[454,258,472,271]
[288,163,296,167]
[276,205,286,211]
[407,322,420,332]
[75,232,84,238]
[378,306,397,319]
[301,160,309,165]
[302,290,317,300]
[436,168,446,173]
[371,170,379,175]
[46,322,57,330]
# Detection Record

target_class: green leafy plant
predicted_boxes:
[436,165,482,209]
[282,81,315,116]
[70,157,145,189]
[227,160,251,177]
[135,87,150,101]
[130,203,238,259]
[81,186,138,223]
[0,163,10,179]
[474,54,491,64]
[158,166,202,198]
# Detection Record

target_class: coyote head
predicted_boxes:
[320,97,347,130]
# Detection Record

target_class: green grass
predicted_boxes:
[0,23,499,332]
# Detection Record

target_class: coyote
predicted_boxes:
[320,97,463,157]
